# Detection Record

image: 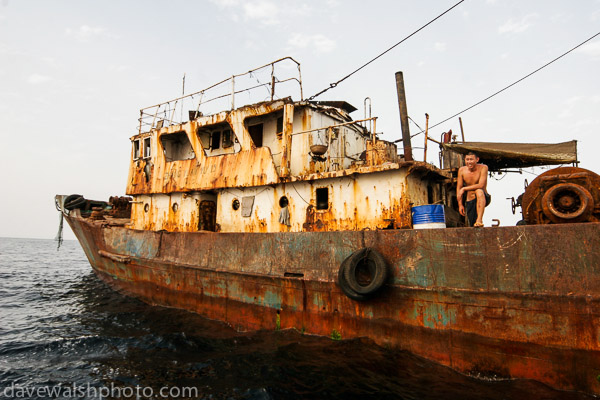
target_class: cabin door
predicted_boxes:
[199,200,217,231]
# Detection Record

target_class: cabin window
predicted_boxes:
[222,129,233,148]
[276,116,283,134]
[133,139,141,160]
[160,131,195,162]
[143,137,151,158]
[249,124,263,147]
[210,130,221,150]
[316,188,329,210]
[197,123,236,155]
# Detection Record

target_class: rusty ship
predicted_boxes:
[56,58,600,394]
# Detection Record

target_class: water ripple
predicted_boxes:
[0,237,593,399]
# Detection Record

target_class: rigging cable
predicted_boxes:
[307,0,465,101]
[404,30,600,140]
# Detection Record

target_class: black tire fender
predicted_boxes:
[337,254,369,301]
[338,248,388,300]
[64,194,86,210]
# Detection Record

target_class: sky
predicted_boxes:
[1,0,599,240]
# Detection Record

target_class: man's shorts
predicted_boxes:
[466,192,491,226]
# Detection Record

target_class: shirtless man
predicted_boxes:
[457,151,490,227]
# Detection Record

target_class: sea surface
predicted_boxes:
[0,237,594,400]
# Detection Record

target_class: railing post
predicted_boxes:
[271,64,275,101]
[231,76,235,110]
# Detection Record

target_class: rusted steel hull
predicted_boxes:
[65,213,600,394]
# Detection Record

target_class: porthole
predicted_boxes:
[144,203,149,213]
[232,198,240,210]
[279,196,289,208]
[172,203,179,212]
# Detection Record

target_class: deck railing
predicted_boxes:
[138,57,303,134]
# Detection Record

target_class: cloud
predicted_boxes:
[549,12,567,23]
[287,33,335,53]
[0,42,26,56]
[558,96,581,119]
[108,64,131,72]
[65,25,116,42]
[576,41,600,57]
[244,39,261,50]
[565,96,581,105]
[243,0,280,25]
[42,57,60,68]
[434,42,446,52]
[211,0,310,25]
[210,0,239,6]
[498,13,538,34]
[28,73,51,84]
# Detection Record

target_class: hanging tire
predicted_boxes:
[64,194,86,210]
[338,248,388,300]
[337,254,369,301]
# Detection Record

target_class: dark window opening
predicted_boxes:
[222,129,233,148]
[143,137,151,158]
[249,124,263,147]
[427,185,434,204]
[210,130,221,150]
[316,188,329,210]
[276,116,283,134]
[160,131,195,162]
[133,140,141,160]
[199,200,217,232]
[197,123,236,154]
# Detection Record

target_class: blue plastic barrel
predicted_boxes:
[412,205,445,229]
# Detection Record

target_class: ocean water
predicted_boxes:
[0,237,593,400]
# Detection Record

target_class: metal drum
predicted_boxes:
[412,205,446,229]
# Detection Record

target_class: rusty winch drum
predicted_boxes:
[521,167,600,224]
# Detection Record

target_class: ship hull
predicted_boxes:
[65,213,600,394]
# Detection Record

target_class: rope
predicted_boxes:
[307,0,465,101]
[406,30,600,139]
[55,212,64,251]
